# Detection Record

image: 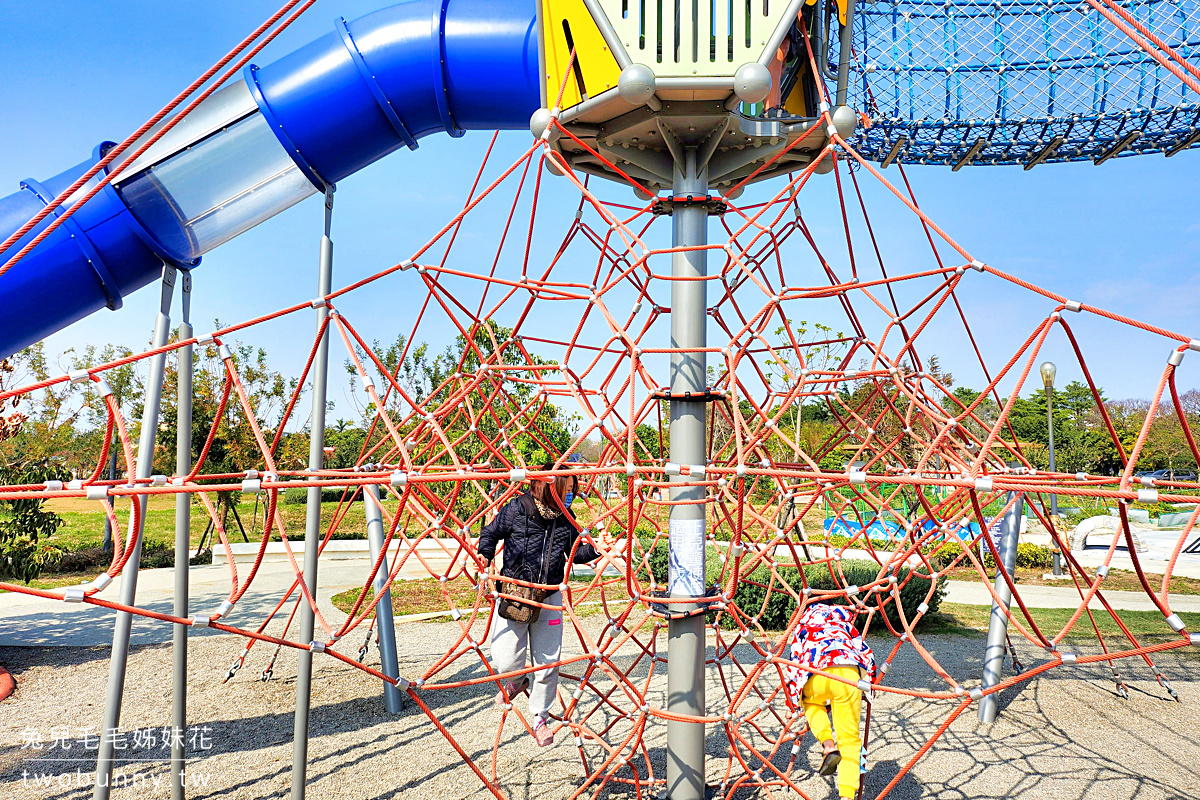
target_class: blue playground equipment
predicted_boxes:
[846,0,1200,166]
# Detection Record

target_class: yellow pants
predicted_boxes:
[802,666,863,799]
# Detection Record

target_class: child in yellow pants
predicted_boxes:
[801,665,863,800]
[784,604,874,800]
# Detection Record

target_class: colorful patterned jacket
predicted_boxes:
[783,603,875,707]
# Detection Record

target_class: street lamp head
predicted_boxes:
[1039,361,1056,389]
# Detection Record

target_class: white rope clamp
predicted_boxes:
[63,586,86,603]
[1060,652,1077,664]
[973,477,993,492]
[390,471,408,487]
[664,462,681,476]
[310,297,327,309]
[68,368,91,384]
[1168,350,1185,367]
[192,615,211,628]
[44,480,63,491]
[969,259,986,272]
[309,641,326,653]
[89,573,113,592]
[1064,299,1082,312]
[968,687,983,701]
[241,478,262,494]
[1166,613,1186,633]
[1137,489,1159,503]
[848,471,867,485]
[1097,565,1110,579]
[509,468,527,482]
[85,486,109,501]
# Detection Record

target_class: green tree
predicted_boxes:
[0,357,69,582]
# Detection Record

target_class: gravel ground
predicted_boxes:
[0,617,1197,800]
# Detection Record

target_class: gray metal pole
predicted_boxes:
[665,147,708,800]
[94,266,177,800]
[363,484,403,713]
[1046,387,1061,576]
[834,0,858,107]
[978,490,1024,725]
[171,271,193,800]
[291,187,335,800]
[102,450,117,551]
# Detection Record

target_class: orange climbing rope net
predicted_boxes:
[4,72,1200,800]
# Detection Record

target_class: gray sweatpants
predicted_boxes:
[489,591,563,719]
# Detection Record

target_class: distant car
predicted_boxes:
[1138,469,1197,482]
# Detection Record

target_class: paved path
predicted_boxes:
[4,557,1199,648]
[0,561,372,648]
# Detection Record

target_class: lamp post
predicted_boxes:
[1039,361,1061,576]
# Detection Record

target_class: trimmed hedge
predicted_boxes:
[283,487,363,505]
[929,540,1053,571]
[729,559,945,632]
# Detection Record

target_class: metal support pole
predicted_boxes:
[171,271,193,800]
[978,490,1024,725]
[834,0,858,107]
[363,484,403,713]
[291,186,335,800]
[102,450,117,551]
[665,147,708,800]
[94,265,177,800]
[1046,387,1061,576]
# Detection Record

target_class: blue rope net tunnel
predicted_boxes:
[842,0,1200,165]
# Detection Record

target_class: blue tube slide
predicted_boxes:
[0,0,540,359]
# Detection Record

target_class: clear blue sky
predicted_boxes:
[2,1,1198,424]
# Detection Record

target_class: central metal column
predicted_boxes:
[171,271,193,800]
[291,188,335,800]
[665,147,708,800]
[95,266,177,800]
[978,490,1024,725]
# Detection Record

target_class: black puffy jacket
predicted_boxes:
[478,492,599,587]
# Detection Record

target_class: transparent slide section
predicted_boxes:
[116,92,316,263]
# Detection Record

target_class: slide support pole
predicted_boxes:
[94,265,177,800]
[171,271,193,800]
[290,187,335,800]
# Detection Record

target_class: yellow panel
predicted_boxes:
[541,0,623,111]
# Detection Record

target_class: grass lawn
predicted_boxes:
[921,602,1200,644]
[944,565,1200,595]
[330,574,631,620]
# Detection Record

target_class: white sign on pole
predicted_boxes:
[668,518,706,596]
